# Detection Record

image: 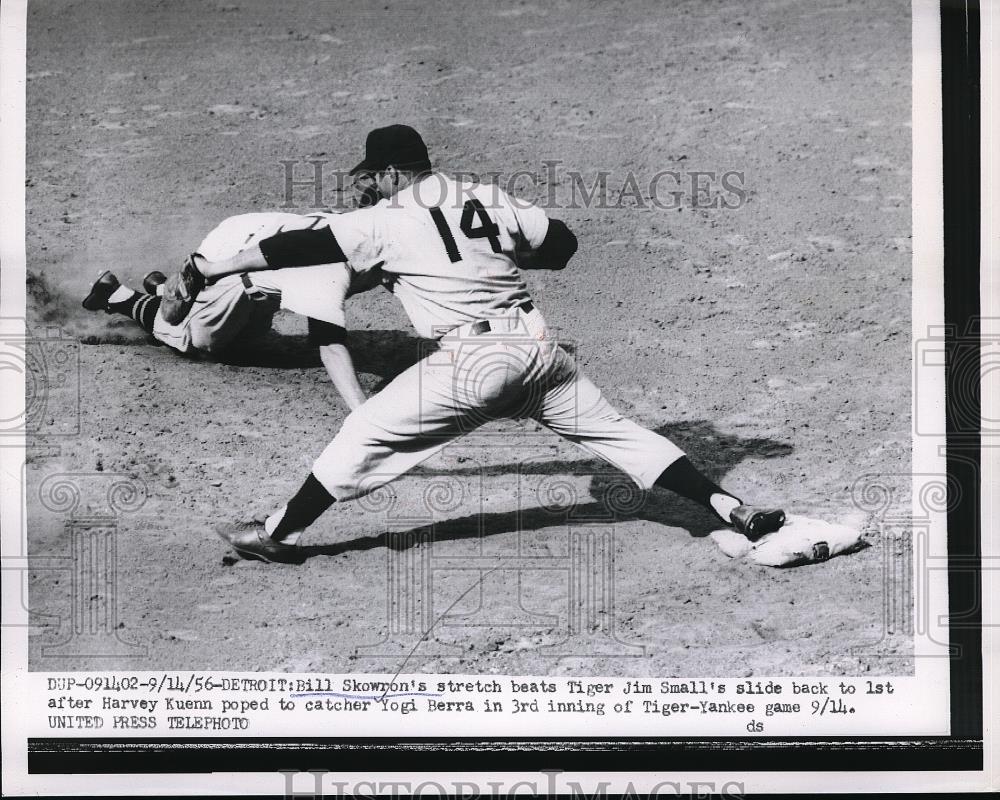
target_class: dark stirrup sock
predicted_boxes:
[108,293,162,334]
[270,472,335,541]
[653,456,742,524]
[135,295,162,333]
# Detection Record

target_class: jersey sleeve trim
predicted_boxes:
[259,226,348,268]
[307,318,348,346]
[529,217,577,270]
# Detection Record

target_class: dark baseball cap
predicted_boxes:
[349,124,431,175]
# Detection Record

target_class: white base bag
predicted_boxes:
[710,513,867,567]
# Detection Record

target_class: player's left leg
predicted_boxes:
[82,271,161,334]
[221,383,469,561]
[220,335,533,562]
[533,348,784,538]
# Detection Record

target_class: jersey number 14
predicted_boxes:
[429,199,503,263]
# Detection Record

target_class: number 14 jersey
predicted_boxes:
[330,174,551,339]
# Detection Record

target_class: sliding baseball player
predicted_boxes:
[82,211,384,410]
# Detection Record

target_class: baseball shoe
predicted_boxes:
[142,270,167,295]
[215,521,305,564]
[730,505,786,541]
[81,270,120,311]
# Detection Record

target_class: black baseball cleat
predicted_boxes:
[81,270,121,311]
[215,521,305,565]
[730,505,786,542]
[142,270,167,295]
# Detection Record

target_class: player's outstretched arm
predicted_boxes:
[309,318,366,411]
[197,244,268,282]
[199,225,351,282]
[319,344,367,411]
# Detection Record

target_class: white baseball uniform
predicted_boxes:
[303,174,684,500]
[153,213,369,354]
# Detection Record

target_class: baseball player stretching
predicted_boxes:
[82,212,384,410]
[193,125,785,562]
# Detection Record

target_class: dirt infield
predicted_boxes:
[25,0,912,677]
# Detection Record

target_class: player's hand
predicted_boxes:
[159,253,208,325]
[189,253,215,285]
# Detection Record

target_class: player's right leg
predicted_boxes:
[82,271,162,334]
[533,348,785,539]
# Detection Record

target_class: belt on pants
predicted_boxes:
[241,273,270,302]
[468,301,535,335]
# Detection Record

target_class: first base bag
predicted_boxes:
[710,514,866,567]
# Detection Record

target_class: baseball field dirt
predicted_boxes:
[25,0,912,677]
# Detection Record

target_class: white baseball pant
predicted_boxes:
[152,275,276,354]
[312,307,684,499]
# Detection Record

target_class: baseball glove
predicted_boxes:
[159,253,207,325]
